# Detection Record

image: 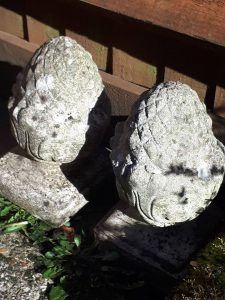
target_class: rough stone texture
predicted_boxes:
[0,146,112,226]
[0,147,87,226]
[8,36,110,163]
[95,201,224,274]
[0,232,51,300]
[111,82,225,227]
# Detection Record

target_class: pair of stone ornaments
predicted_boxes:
[9,36,225,227]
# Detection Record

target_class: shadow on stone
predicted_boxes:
[0,61,116,226]
[165,163,224,177]
[95,199,224,275]
[60,90,113,201]
[92,184,225,298]
[0,62,21,156]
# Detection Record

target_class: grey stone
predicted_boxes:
[8,36,110,163]
[0,232,51,300]
[0,147,87,226]
[95,201,224,275]
[111,82,225,227]
[0,146,112,226]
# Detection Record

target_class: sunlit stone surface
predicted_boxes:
[111,81,225,227]
[8,36,110,163]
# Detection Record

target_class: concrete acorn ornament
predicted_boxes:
[111,81,225,227]
[8,36,110,164]
[0,36,111,226]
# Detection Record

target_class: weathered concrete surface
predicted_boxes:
[0,146,112,226]
[0,232,51,300]
[0,146,87,226]
[95,201,224,275]
[8,36,110,163]
[111,82,225,227]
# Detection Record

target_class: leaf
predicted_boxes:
[27,215,36,224]
[74,234,81,248]
[43,266,63,279]
[49,285,68,300]
[59,239,70,248]
[53,231,66,241]
[0,206,13,217]
[52,245,65,256]
[45,251,55,259]
[0,221,6,227]
[7,209,28,223]
[60,275,67,285]
[38,222,53,231]
[0,198,11,207]
[4,226,23,233]
[63,221,71,227]
[43,259,56,268]
[3,221,28,233]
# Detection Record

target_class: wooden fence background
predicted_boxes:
[0,0,225,117]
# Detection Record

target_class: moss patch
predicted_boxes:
[168,232,225,300]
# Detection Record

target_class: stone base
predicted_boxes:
[94,201,224,276]
[0,146,111,227]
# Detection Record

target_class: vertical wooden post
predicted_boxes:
[0,6,24,39]
[214,86,225,117]
[112,22,158,88]
[25,1,60,45]
[26,16,59,45]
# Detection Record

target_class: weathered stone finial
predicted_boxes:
[2,36,111,226]
[111,81,225,227]
[8,36,110,163]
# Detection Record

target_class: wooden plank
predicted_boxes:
[163,31,219,109]
[211,113,225,145]
[81,0,225,48]
[0,6,24,39]
[164,67,207,102]
[64,4,111,72]
[213,60,225,117]
[66,29,108,71]
[113,48,157,88]
[25,1,60,45]
[100,70,146,115]
[111,21,160,88]
[0,30,38,67]
[26,16,59,45]
[214,86,225,118]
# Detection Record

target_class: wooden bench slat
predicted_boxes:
[81,0,225,48]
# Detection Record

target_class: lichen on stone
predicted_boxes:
[111,81,225,227]
[8,36,110,163]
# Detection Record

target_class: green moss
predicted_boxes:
[169,233,225,300]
